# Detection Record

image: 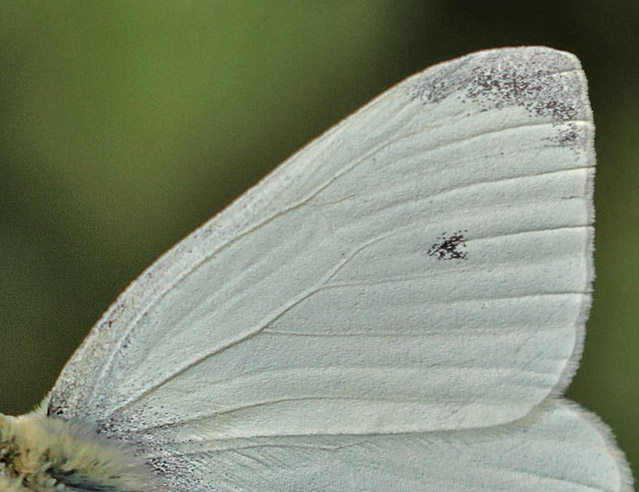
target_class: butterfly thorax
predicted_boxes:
[0,410,155,492]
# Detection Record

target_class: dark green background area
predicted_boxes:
[1,0,637,479]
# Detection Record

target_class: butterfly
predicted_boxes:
[0,46,632,491]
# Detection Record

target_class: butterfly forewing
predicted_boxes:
[43,47,631,491]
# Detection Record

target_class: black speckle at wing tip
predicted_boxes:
[403,46,590,125]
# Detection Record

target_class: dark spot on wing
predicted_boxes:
[47,403,65,418]
[427,231,468,261]
[544,122,588,148]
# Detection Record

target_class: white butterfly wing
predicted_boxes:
[44,47,629,490]
[149,402,631,492]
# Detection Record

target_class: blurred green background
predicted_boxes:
[1,0,637,478]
